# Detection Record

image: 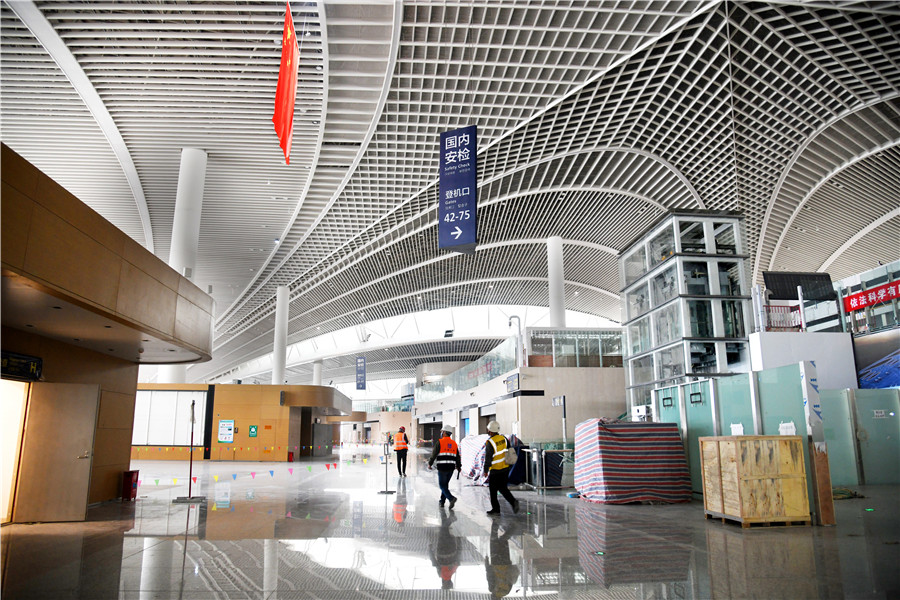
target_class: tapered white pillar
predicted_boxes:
[159,148,208,384]
[547,236,566,327]
[272,285,289,385]
[312,360,323,386]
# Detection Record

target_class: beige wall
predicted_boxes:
[380,411,414,444]
[415,366,627,443]
[517,367,627,441]
[3,327,138,503]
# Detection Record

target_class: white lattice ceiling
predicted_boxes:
[2,1,898,384]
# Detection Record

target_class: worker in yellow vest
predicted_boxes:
[394,426,410,477]
[484,420,520,515]
[428,425,462,509]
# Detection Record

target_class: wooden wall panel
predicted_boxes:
[116,261,178,336]
[1,182,32,269]
[25,205,122,309]
[2,327,138,504]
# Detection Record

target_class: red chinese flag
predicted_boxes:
[273,2,299,164]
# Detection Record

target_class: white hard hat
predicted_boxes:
[440,425,454,434]
[487,420,500,433]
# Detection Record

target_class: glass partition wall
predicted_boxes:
[620,213,752,409]
[526,328,623,368]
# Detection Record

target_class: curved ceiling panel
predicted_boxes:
[2,1,898,385]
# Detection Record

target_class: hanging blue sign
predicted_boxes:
[438,125,477,254]
[356,356,366,390]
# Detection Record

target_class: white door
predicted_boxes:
[13,382,100,522]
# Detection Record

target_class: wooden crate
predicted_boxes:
[699,435,810,527]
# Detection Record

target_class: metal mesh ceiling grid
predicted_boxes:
[0,8,147,246]
[206,2,900,379]
[3,2,899,384]
[755,99,900,274]
[213,2,712,333]
[776,147,900,274]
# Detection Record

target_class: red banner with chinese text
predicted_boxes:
[843,279,900,312]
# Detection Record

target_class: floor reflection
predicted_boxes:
[1,449,897,599]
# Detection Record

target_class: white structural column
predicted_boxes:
[264,538,279,599]
[159,148,208,384]
[272,286,289,385]
[312,360,323,386]
[169,148,208,279]
[547,236,566,328]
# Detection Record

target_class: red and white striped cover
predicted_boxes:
[575,503,691,586]
[574,419,691,504]
[460,434,490,486]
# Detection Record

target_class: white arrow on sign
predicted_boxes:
[451,226,462,239]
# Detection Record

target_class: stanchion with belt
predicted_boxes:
[377,442,395,495]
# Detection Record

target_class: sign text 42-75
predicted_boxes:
[438,125,477,253]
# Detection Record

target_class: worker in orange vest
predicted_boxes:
[394,426,410,477]
[428,425,461,509]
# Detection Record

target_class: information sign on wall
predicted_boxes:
[438,125,477,254]
[218,420,234,443]
[356,356,366,390]
[505,373,519,393]
[1,350,42,381]
[249,425,258,438]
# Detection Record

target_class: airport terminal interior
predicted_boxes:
[2,1,900,599]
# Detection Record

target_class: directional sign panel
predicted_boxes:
[438,125,477,254]
[356,356,366,391]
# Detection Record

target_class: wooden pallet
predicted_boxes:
[705,510,811,528]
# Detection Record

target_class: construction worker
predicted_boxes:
[394,426,410,477]
[428,425,462,509]
[484,420,520,515]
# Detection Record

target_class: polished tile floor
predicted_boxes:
[1,446,898,599]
